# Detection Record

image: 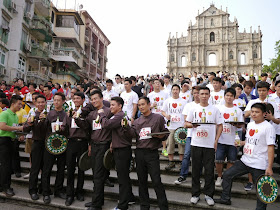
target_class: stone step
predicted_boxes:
[18,151,280,185]
[9,174,279,210]
[16,161,280,201]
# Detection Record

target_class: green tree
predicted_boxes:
[263,40,280,77]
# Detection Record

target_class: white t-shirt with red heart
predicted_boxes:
[147,90,169,115]
[209,90,224,105]
[179,90,192,103]
[216,105,244,145]
[186,104,223,148]
[162,97,186,130]
[241,120,275,170]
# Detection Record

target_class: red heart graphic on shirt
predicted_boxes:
[182,96,186,100]
[223,113,230,119]
[233,104,237,106]
[155,97,160,102]
[214,95,219,100]
[199,112,202,118]
[172,103,177,108]
[249,129,255,136]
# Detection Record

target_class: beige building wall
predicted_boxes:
[167,4,262,77]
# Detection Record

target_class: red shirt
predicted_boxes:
[45,94,53,101]
[20,86,29,95]
[3,90,10,99]
[57,88,64,93]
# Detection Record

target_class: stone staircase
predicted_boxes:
[1,142,280,210]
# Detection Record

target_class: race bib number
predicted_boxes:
[71,118,79,128]
[51,122,63,133]
[139,127,152,140]
[196,129,209,138]
[243,143,254,157]
[222,124,231,134]
[171,115,181,123]
[92,120,102,130]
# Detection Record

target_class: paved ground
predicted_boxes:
[0,200,46,210]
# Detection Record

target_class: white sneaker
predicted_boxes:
[38,173,41,179]
[112,208,120,210]
[205,195,215,206]
[23,173,30,179]
[215,177,223,187]
[190,196,200,204]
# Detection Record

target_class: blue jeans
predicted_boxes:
[221,160,266,210]
[180,137,191,178]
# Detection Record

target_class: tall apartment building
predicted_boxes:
[0,0,110,84]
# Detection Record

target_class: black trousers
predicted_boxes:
[42,149,66,196]
[221,160,266,210]
[12,139,21,174]
[114,147,133,210]
[29,140,44,195]
[135,149,168,210]
[66,140,88,198]
[91,142,110,208]
[0,137,12,190]
[191,146,215,197]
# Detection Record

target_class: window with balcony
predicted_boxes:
[240,53,246,65]
[253,51,258,58]
[18,56,26,72]
[181,55,186,67]
[56,15,80,35]
[192,53,196,61]
[20,30,28,51]
[0,17,10,44]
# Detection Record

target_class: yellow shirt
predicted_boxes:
[0,107,2,114]
[16,108,28,124]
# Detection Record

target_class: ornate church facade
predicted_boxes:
[167,4,262,77]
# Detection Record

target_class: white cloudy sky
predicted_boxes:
[52,0,280,78]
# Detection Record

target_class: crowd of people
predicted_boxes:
[0,70,279,210]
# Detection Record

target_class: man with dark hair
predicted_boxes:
[61,91,87,206]
[83,78,91,96]
[162,84,187,170]
[239,81,257,104]
[255,73,268,98]
[163,74,172,95]
[75,90,113,210]
[23,94,47,200]
[206,72,216,92]
[43,85,53,109]
[123,96,169,210]
[180,80,192,103]
[114,74,124,95]
[120,79,138,123]
[17,78,29,96]
[0,98,9,111]
[185,86,223,206]
[99,96,135,210]
[130,76,143,98]
[209,77,224,105]
[214,88,244,187]
[41,92,67,204]
[0,95,24,199]
[244,81,280,190]
[1,83,10,99]
[102,79,118,102]
[215,103,275,210]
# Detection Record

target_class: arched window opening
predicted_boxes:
[181,55,186,67]
[209,53,216,66]
[229,51,233,59]
[192,53,196,61]
[210,32,215,42]
[240,53,246,65]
